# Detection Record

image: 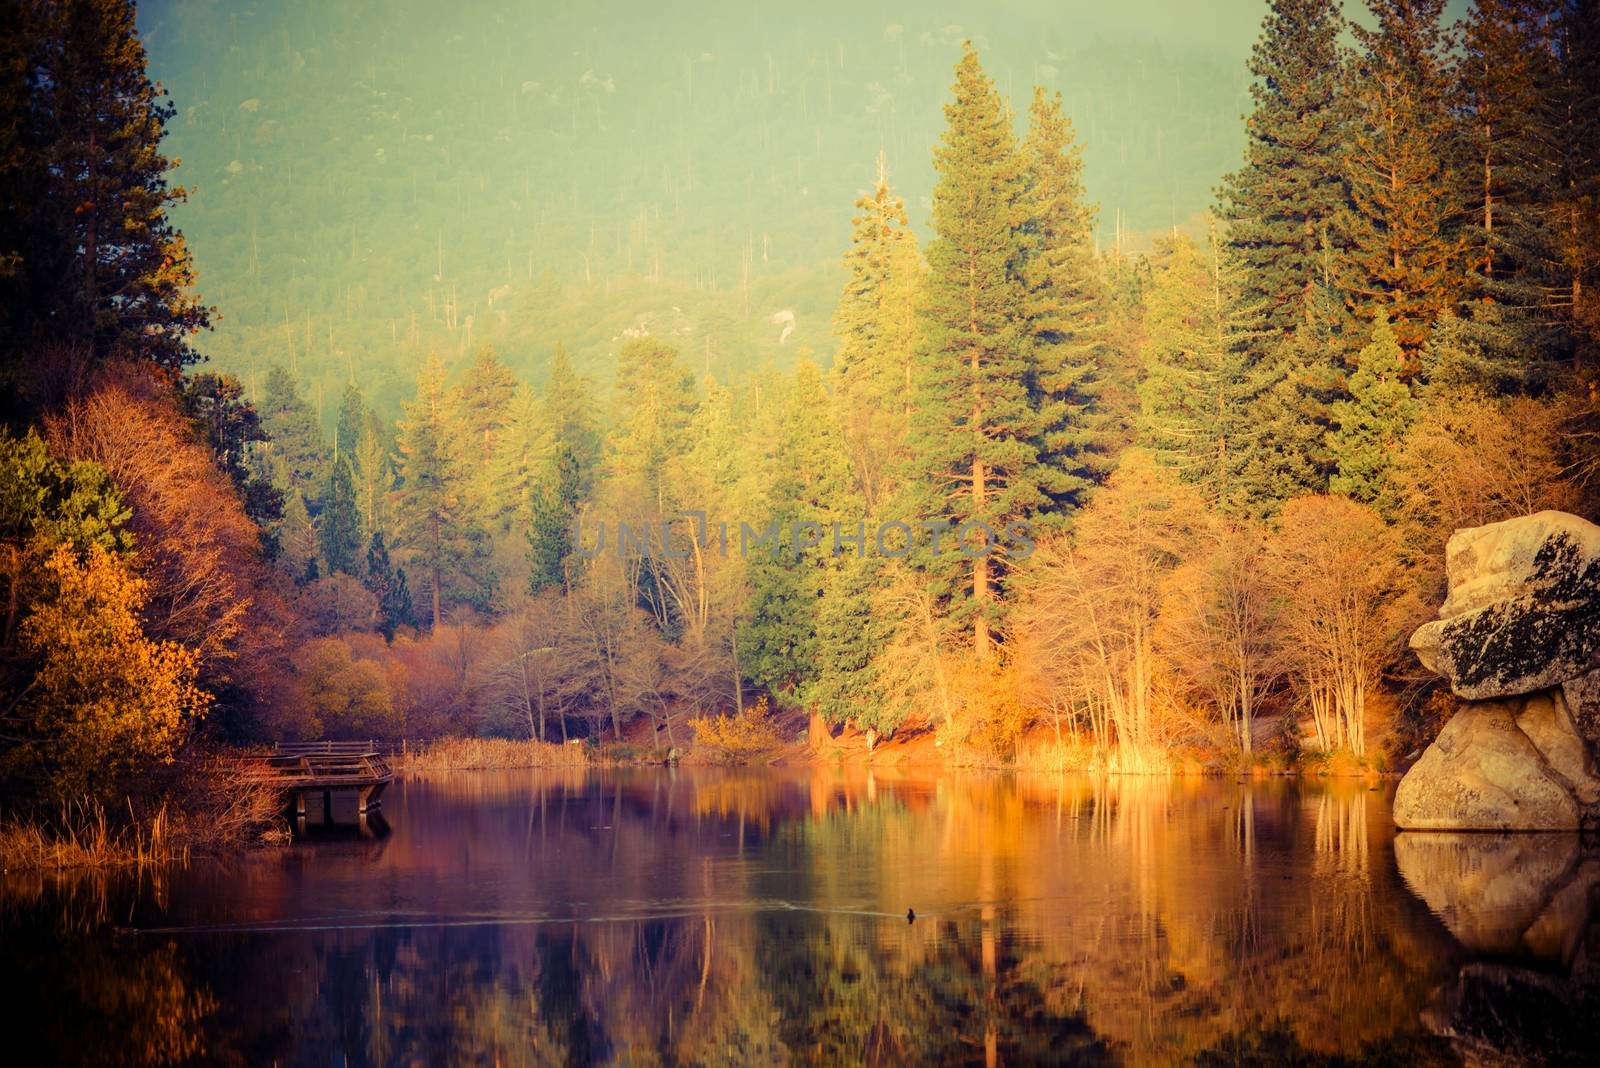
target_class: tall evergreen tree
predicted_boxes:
[1017,87,1110,515]
[451,346,517,523]
[364,531,412,640]
[740,360,860,696]
[179,371,283,529]
[278,488,318,582]
[451,346,517,464]
[901,44,1042,659]
[526,443,580,594]
[608,337,697,508]
[1544,0,1600,364]
[7,0,210,371]
[488,383,545,529]
[1217,0,1349,341]
[541,342,601,491]
[1136,231,1262,510]
[333,383,365,467]
[396,355,490,629]
[317,458,363,576]
[1328,314,1417,505]
[258,365,326,503]
[352,412,394,543]
[831,153,922,512]
[1337,0,1466,353]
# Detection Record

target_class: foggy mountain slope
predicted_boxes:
[139,0,1251,417]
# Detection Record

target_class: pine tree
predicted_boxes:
[278,488,318,581]
[740,360,860,695]
[1544,0,1600,364]
[451,346,517,465]
[352,413,394,543]
[1239,336,1340,509]
[1136,230,1262,510]
[333,383,365,467]
[901,44,1040,658]
[317,457,363,576]
[527,443,580,594]
[259,365,326,502]
[1217,0,1349,340]
[179,371,283,528]
[364,531,412,640]
[488,383,545,529]
[1328,314,1417,505]
[1017,87,1110,516]
[451,346,517,523]
[396,355,490,629]
[608,337,696,508]
[19,0,210,369]
[542,342,601,490]
[831,153,922,512]
[1337,0,1466,353]
[803,551,895,730]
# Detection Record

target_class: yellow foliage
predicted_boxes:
[288,636,399,740]
[941,658,1033,760]
[689,696,784,764]
[13,544,208,796]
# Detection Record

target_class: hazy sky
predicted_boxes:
[127,0,1475,393]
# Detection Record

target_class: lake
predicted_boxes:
[3,769,1595,1066]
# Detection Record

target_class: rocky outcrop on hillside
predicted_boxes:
[1397,511,1600,831]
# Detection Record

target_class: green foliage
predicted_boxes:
[1328,315,1417,506]
[395,355,493,628]
[317,458,363,576]
[364,531,413,639]
[541,343,602,491]
[0,0,209,379]
[802,551,896,731]
[0,428,130,556]
[1136,231,1263,510]
[258,365,326,501]
[831,155,921,512]
[739,360,860,696]
[334,383,365,465]
[607,337,697,503]
[179,372,282,529]
[1336,0,1465,352]
[1017,87,1112,513]
[901,45,1039,655]
[527,444,580,594]
[1217,0,1348,339]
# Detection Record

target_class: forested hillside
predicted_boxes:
[138,0,1252,416]
[4,0,1600,812]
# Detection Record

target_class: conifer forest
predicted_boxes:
[4,2,1600,1064]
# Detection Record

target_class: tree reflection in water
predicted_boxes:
[7,769,1594,1065]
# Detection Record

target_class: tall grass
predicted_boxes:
[397,736,590,773]
[0,756,288,872]
[0,799,182,871]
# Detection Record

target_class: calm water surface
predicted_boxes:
[4,769,1597,1066]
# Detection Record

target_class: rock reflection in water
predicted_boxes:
[0,771,1529,1066]
[1395,831,1600,1064]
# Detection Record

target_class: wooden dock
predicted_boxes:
[260,740,393,822]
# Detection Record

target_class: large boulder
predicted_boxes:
[1562,668,1600,751]
[1409,511,1600,700]
[1515,691,1600,806]
[1393,700,1581,831]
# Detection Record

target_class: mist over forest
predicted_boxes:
[138,0,1259,415]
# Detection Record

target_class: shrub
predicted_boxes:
[689,697,784,764]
